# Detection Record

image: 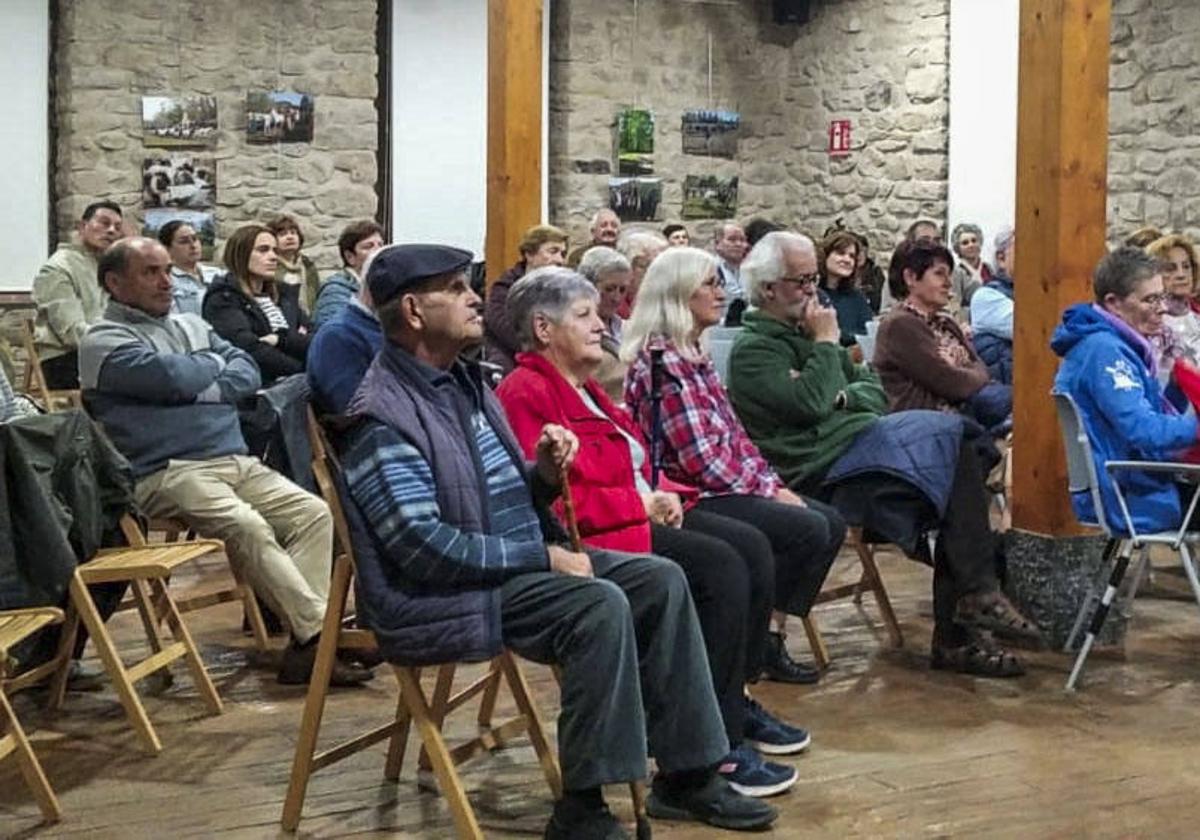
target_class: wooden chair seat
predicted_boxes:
[87,540,226,581]
[0,606,65,824]
[48,516,226,755]
[801,527,904,669]
[282,409,563,839]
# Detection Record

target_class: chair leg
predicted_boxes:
[475,659,503,728]
[1066,541,1135,692]
[0,689,61,823]
[1177,542,1200,615]
[394,666,484,840]
[856,543,903,649]
[383,682,413,782]
[152,578,222,716]
[130,580,166,656]
[1064,538,1120,654]
[281,553,355,832]
[497,652,562,799]
[46,612,80,712]
[69,575,162,754]
[800,615,830,671]
[418,664,457,773]
[234,565,271,652]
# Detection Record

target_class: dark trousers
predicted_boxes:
[931,441,999,647]
[500,549,728,790]
[40,351,79,390]
[693,494,844,617]
[650,508,774,746]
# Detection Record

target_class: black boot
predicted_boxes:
[760,631,819,685]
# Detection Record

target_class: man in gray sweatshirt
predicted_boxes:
[78,236,368,686]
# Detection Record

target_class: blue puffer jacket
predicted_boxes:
[823,410,964,515]
[1051,302,1198,534]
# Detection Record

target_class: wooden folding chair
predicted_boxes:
[281,411,562,838]
[127,517,271,652]
[0,607,66,824]
[800,527,904,669]
[19,318,80,411]
[46,515,226,755]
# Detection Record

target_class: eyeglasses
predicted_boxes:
[1136,293,1166,307]
[777,273,820,288]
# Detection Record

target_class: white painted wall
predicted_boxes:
[0,2,49,290]
[947,0,1019,265]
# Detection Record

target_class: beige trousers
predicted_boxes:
[134,455,331,642]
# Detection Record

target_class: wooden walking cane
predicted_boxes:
[559,463,653,840]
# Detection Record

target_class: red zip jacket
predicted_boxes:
[496,352,697,553]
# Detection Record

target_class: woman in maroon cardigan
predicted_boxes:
[496,266,807,798]
[874,238,1011,428]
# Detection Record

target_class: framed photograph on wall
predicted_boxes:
[142,155,216,210]
[142,208,217,261]
[615,108,654,176]
[681,174,739,219]
[608,176,662,222]
[246,91,315,144]
[681,109,740,158]
[141,95,218,148]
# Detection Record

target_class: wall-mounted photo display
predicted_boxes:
[142,95,218,149]
[142,208,217,261]
[609,176,662,222]
[142,155,216,210]
[682,109,740,158]
[615,108,654,176]
[681,174,739,219]
[246,91,315,144]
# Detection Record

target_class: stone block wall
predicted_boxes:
[53,0,379,272]
[1108,0,1200,243]
[549,0,950,255]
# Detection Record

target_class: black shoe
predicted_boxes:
[647,772,777,831]
[544,798,629,840]
[760,631,820,684]
[278,635,373,687]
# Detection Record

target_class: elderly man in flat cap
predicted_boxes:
[78,236,371,688]
[337,244,775,839]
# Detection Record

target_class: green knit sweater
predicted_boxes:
[728,308,887,487]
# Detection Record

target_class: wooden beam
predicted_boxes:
[486,0,543,287]
[1011,0,1111,536]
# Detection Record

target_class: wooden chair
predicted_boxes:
[19,318,80,411]
[0,607,66,824]
[281,411,562,839]
[46,515,227,755]
[127,517,272,653]
[800,527,904,669]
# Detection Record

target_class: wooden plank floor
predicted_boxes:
[4,546,1200,838]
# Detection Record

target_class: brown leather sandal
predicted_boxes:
[931,637,1025,678]
[954,591,1043,643]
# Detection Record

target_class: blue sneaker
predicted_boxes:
[717,744,798,797]
[744,696,812,755]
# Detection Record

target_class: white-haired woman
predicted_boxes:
[621,246,845,683]
[577,246,633,401]
[616,230,667,319]
[949,222,992,320]
[496,266,806,797]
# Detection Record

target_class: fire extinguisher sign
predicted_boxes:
[829,119,851,156]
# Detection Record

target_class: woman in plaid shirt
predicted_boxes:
[622,246,845,684]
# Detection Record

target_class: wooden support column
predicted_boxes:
[1011,0,1111,536]
[486,0,543,287]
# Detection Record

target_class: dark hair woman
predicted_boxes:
[818,230,873,347]
[158,220,216,316]
[203,224,311,385]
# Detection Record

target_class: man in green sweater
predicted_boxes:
[727,232,886,491]
[727,231,1039,678]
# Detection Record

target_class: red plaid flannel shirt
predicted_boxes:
[625,337,783,498]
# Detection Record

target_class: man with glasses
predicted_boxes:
[726,231,1039,678]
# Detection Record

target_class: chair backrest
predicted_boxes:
[20,318,46,398]
[705,326,741,384]
[304,407,356,565]
[1051,390,1107,532]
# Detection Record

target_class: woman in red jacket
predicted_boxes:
[497,267,806,799]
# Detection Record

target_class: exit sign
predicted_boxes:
[829,119,851,156]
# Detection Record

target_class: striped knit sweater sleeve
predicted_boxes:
[342,420,551,586]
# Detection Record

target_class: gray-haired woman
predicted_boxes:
[577,246,632,401]
[496,265,809,800]
[949,222,992,319]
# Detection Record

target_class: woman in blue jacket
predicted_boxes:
[1052,246,1199,534]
